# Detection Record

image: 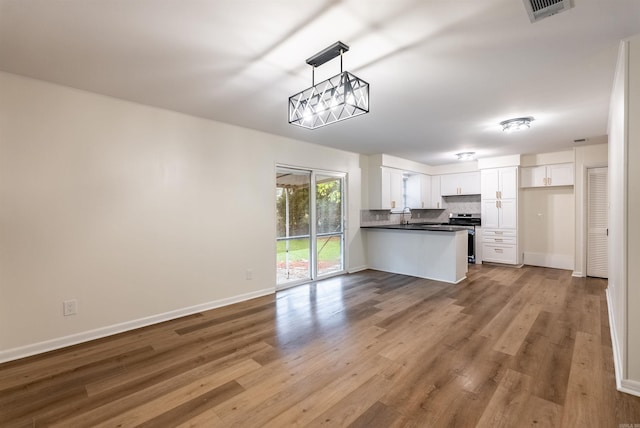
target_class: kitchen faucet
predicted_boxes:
[402,207,412,224]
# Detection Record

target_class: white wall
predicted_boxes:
[521,187,574,270]
[608,35,640,396]
[627,35,640,385]
[520,150,573,167]
[518,150,575,270]
[573,144,608,277]
[0,71,365,361]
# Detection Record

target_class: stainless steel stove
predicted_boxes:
[448,213,481,263]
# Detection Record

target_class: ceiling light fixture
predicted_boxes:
[456,152,476,161]
[289,41,369,129]
[500,117,533,132]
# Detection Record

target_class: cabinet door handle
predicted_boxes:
[391,201,396,209]
[495,201,499,208]
[495,248,503,253]
[494,231,504,235]
[496,191,499,199]
[498,201,502,208]
[499,191,502,199]
[548,177,551,185]
[495,238,503,242]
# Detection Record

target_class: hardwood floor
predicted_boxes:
[2,265,640,427]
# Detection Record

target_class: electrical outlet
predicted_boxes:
[246,269,253,280]
[63,299,77,316]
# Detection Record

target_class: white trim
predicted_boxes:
[606,287,640,397]
[348,265,369,273]
[0,288,274,364]
[522,251,573,270]
[607,287,624,389]
[572,271,584,277]
[620,379,640,398]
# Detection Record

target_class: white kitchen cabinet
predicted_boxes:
[548,163,574,186]
[406,173,441,209]
[480,166,519,264]
[384,167,405,210]
[375,167,406,210]
[440,171,481,196]
[481,166,517,199]
[481,199,516,229]
[481,242,518,264]
[430,175,442,209]
[520,163,574,187]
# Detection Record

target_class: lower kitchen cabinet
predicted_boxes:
[481,228,518,264]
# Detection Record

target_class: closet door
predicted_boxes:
[587,167,608,278]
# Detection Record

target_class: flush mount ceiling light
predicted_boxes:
[500,117,534,132]
[289,41,369,130]
[456,152,476,161]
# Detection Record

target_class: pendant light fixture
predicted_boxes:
[289,41,369,129]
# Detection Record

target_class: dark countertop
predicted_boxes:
[360,223,469,232]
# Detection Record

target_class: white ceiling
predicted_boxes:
[1,0,639,165]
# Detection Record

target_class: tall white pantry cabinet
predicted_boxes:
[480,166,520,264]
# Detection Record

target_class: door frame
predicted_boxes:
[275,164,347,290]
[586,166,609,278]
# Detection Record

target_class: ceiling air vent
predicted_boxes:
[523,0,572,23]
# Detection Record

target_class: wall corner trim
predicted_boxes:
[0,287,275,364]
[606,288,640,397]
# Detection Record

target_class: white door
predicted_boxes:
[587,167,608,278]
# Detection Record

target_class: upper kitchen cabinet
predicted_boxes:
[430,175,442,209]
[440,171,481,196]
[520,163,574,187]
[480,166,518,199]
[381,167,405,210]
[369,166,405,210]
[406,173,434,209]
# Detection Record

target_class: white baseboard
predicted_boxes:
[523,252,573,270]
[620,379,640,397]
[605,288,640,398]
[572,271,584,277]
[0,287,274,364]
[348,265,369,274]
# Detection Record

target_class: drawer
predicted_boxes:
[483,236,517,245]
[482,229,516,238]
[482,243,517,264]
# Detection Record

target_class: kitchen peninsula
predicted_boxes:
[362,224,468,283]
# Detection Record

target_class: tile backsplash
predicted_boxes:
[360,195,481,226]
[442,195,481,215]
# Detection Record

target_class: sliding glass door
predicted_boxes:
[276,168,311,285]
[315,173,344,277]
[276,167,345,288]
